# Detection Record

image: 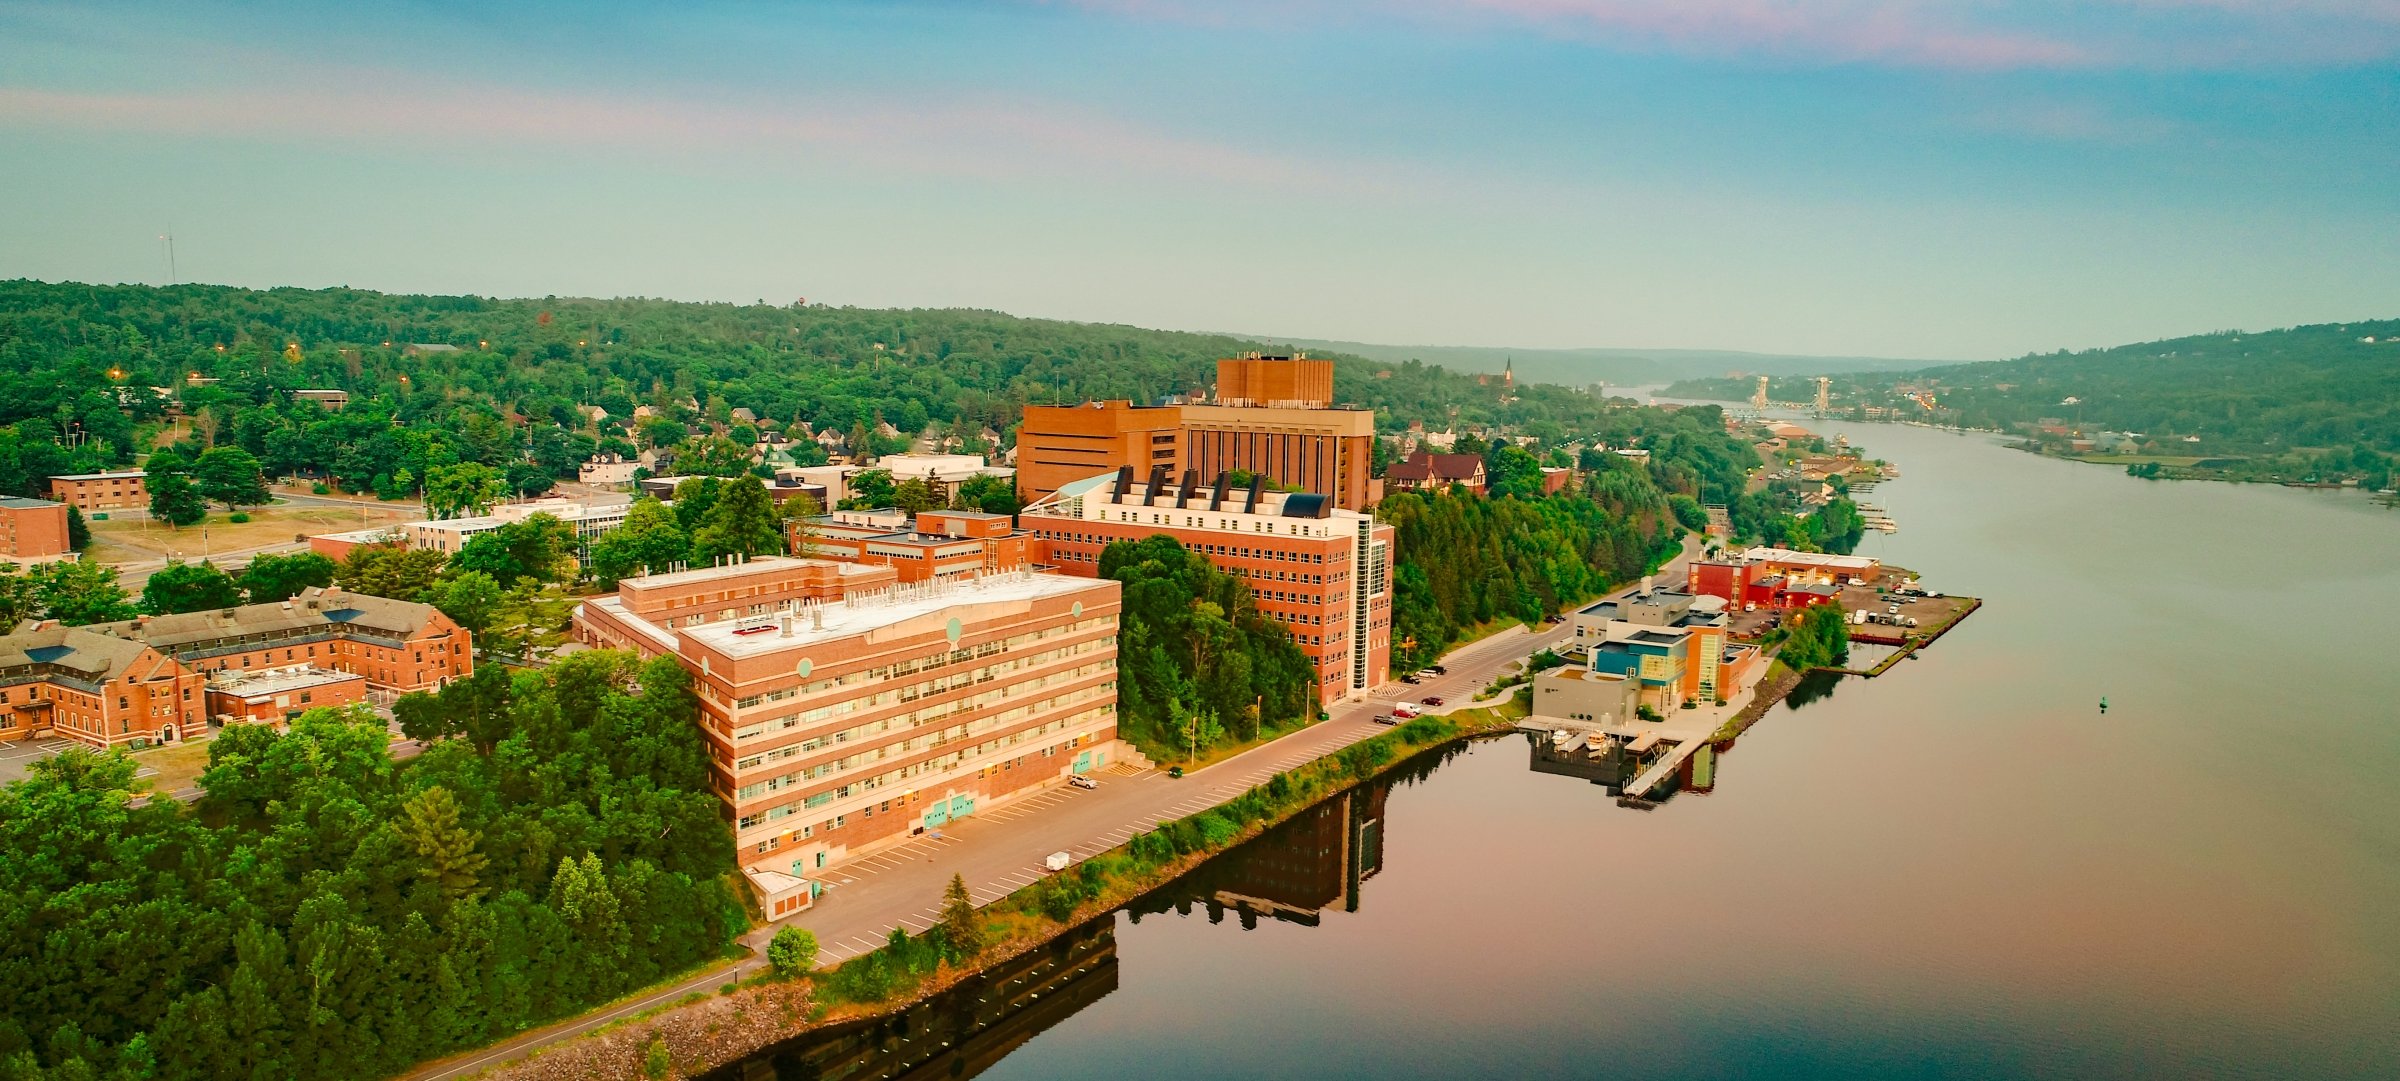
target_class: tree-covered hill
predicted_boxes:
[1666,318,2400,462]
[0,279,1646,487]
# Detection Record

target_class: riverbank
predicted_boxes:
[480,698,1532,1081]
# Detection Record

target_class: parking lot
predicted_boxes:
[0,737,69,784]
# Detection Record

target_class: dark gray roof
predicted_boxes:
[81,587,445,649]
[0,626,158,681]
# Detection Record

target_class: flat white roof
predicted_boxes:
[51,471,146,481]
[209,666,363,697]
[1743,546,1878,570]
[676,570,1108,659]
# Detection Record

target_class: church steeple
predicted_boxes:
[1503,357,1513,389]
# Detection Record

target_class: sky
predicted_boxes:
[2,0,2397,361]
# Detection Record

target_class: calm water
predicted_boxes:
[728,424,2400,1080]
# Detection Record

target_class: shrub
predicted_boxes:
[766,926,818,976]
[228,511,251,523]
[1195,811,1238,848]
[1039,879,1080,922]
[311,482,331,495]
[1265,772,1293,802]
[644,1033,671,1079]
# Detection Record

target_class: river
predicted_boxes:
[718,421,2400,1080]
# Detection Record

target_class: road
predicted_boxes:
[396,539,1700,1079]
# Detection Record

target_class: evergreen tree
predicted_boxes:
[938,874,983,961]
[401,786,489,902]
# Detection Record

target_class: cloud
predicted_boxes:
[1048,0,2400,69]
[0,77,1351,193]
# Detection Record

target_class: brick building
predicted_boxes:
[0,588,465,749]
[572,556,1125,883]
[790,508,1031,582]
[1015,355,1378,511]
[0,627,204,748]
[1021,467,1392,703]
[47,471,147,512]
[84,587,474,692]
[0,497,74,565]
[203,666,368,725]
[1383,450,1487,495]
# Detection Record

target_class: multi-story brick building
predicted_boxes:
[789,508,1031,583]
[0,627,205,747]
[0,588,466,748]
[1015,355,1379,510]
[0,497,74,565]
[84,587,474,692]
[46,471,147,512]
[572,556,1125,884]
[1022,467,1392,703]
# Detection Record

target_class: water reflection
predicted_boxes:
[1525,729,1728,803]
[710,757,1449,1079]
[1782,669,1843,709]
[706,921,1119,1081]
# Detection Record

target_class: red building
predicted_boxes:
[1687,559,1843,613]
[1022,467,1393,703]
[788,508,1031,582]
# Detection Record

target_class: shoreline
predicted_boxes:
[472,703,1530,1081]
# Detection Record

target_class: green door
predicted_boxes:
[1073,750,1093,774]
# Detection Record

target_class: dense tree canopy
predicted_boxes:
[1100,535,1316,761]
[0,653,741,1081]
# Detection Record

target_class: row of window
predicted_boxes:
[736,704,1112,828]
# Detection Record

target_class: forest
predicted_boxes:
[1664,318,2400,486]
[0,652,742,1081]
[1098,535,1319,762]
[1,279,1673,502]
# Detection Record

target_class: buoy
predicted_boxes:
[2099,697,2109,713]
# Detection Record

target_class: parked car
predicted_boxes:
[1168,766,1184,779]
[1043,851,1073,873]
[1393,703,1421,719]
[1401,674,1422,684]
[1542,614,1566,624]
[1068,775,1098,790]
[1429,665,1448,675]
[1373,713,1399,725]
[1422,695,1445,706]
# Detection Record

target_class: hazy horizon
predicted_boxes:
[5,1,2397,360]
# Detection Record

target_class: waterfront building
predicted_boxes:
[789,508,1031,583]
[1015,355,1379,510]
[1742,546,1880,585]
[1021,468,1392,704]
[1688,558,1844,612]
[1574,586,1766,706]
[46,470,147,512]
[1530,665,1640,729]
[571,556,1125,887]
[1584,631,1691,711]
[0,497,75,566]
